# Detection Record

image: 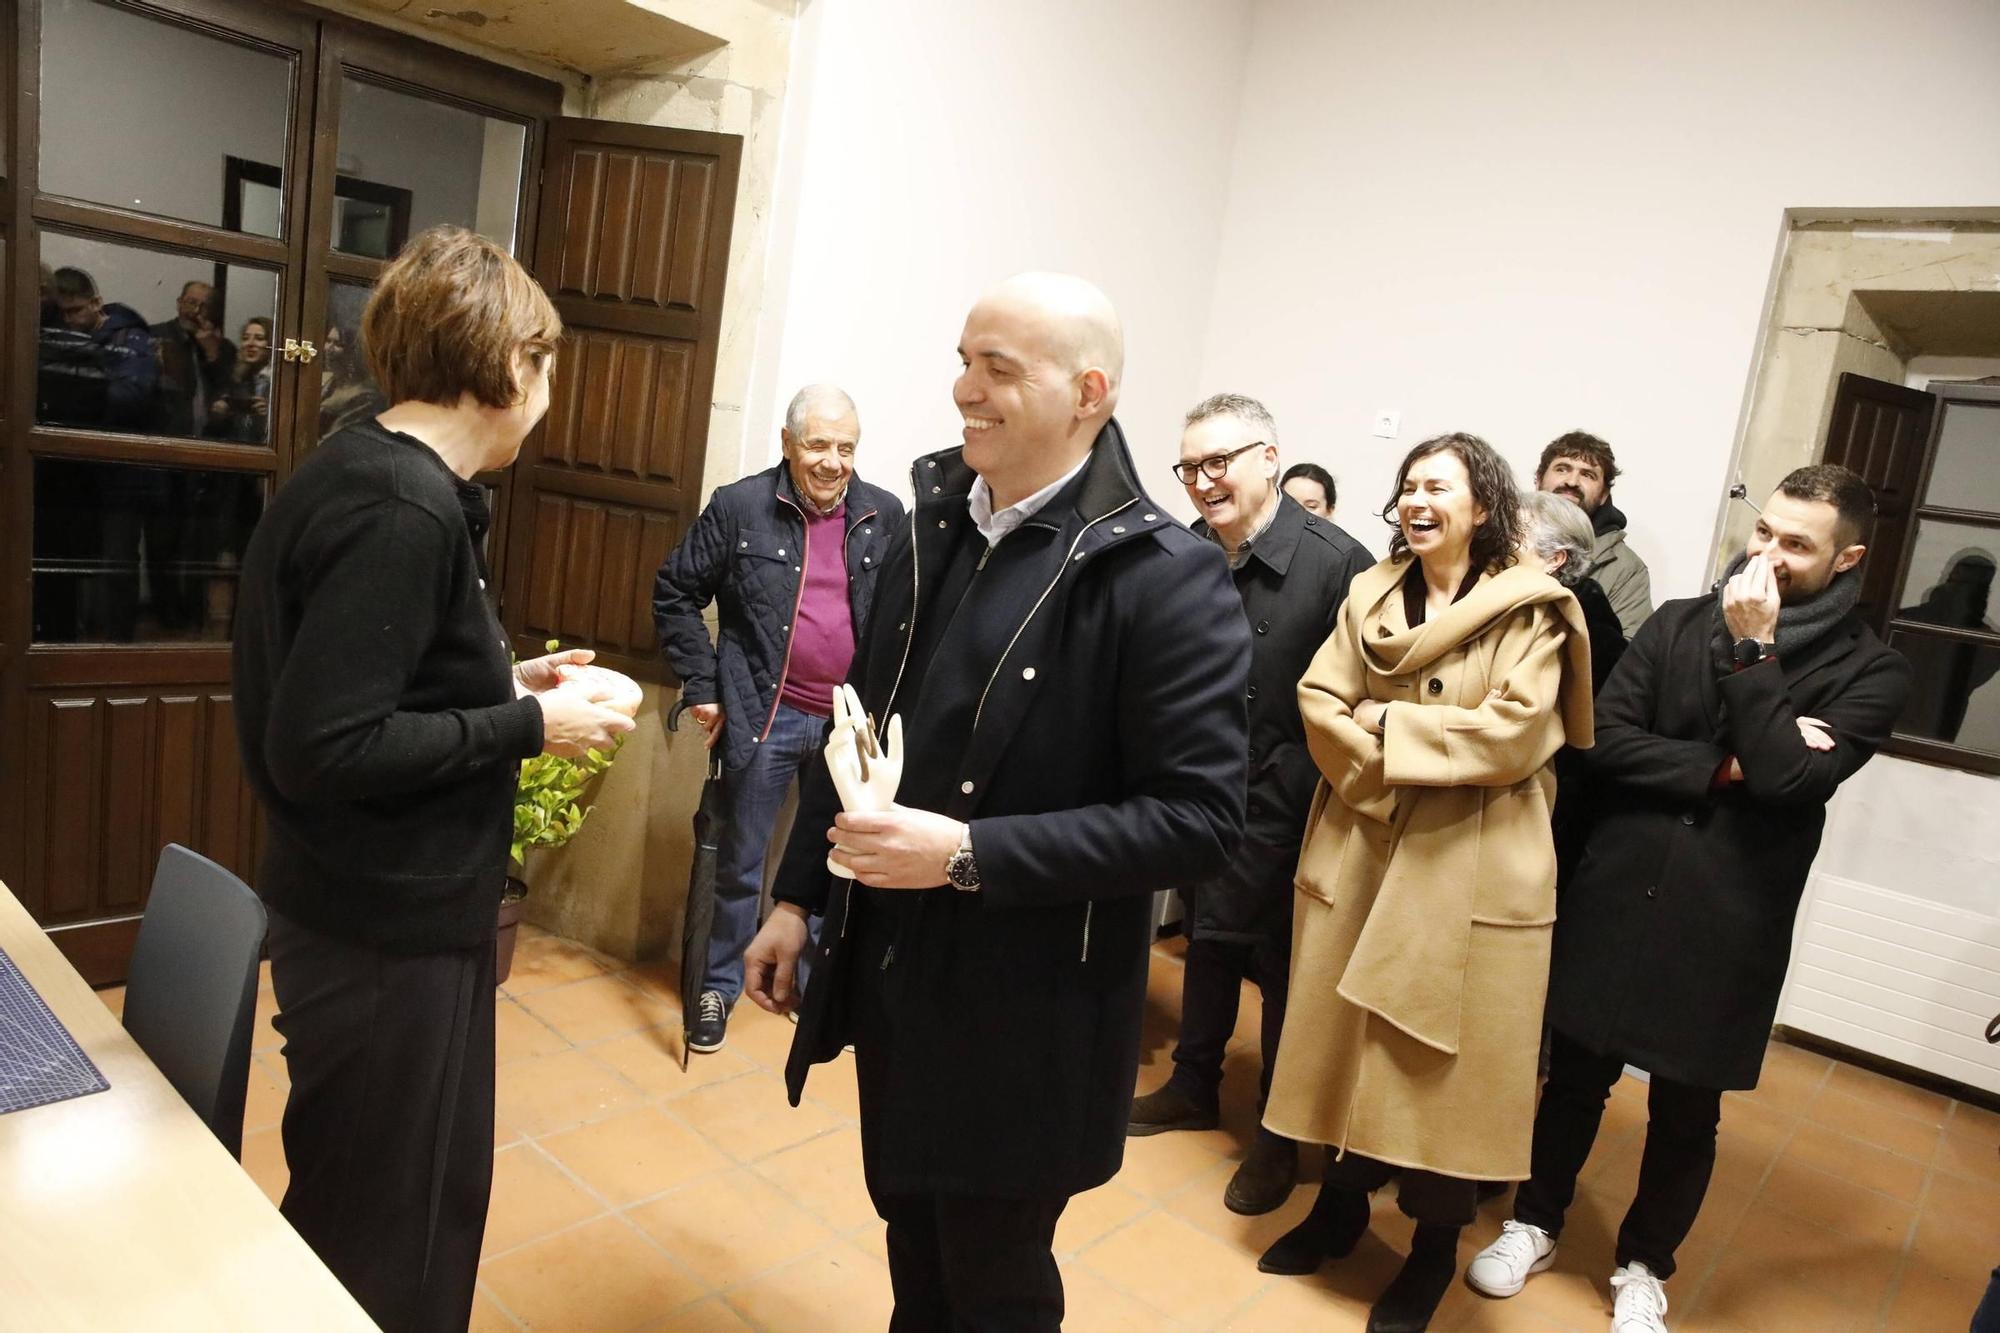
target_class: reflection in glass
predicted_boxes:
[1921,400,2000,514]
[40,0,291,236]
[1890,630,2000,750]
[1893,521,2000,630]
[319,281,387,442]
[337,78,526,257]
[33,459,267,645]
[37,232,280,443]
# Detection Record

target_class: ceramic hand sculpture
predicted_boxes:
[824,682,904,879]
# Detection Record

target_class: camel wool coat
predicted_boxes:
[1264,558,1593,1181]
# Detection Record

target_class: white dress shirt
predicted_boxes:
[968,453,1091,548]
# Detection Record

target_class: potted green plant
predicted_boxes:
[499,643,626,984]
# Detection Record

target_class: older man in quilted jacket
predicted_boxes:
[653,385,905,1054]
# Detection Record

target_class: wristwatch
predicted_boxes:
[945,827,981,892]
[1732,637,1775,669]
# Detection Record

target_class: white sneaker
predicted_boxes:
[1609,1261,1668,1332]
[1465,1219,1557,1297]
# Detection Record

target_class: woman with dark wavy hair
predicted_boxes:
[1256,432,1593,1333]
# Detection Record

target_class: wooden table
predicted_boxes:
[0,879,376,1331]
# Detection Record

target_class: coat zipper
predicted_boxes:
[759,493,810,745]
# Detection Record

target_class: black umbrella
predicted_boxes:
[667,699,726,1071]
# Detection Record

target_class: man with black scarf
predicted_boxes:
[741,272,1250,1330]
[1465,464,1911,1332]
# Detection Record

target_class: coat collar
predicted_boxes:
[909,416,1160,549]
[770,460,880,528]
[1191,492,1312,577]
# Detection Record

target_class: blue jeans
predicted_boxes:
[706,702,826,1005]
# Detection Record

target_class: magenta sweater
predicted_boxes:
[779,503,856,718]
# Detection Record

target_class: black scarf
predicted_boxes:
[1709,550,1861,671]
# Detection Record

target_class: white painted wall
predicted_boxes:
[1200,0,2000,600]
[758,0,1256,503]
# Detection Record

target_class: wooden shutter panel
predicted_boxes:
[505,119,742,680]
[1820,372,1936,632]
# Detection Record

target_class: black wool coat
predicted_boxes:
[1186,496,1372,942]
[652,464,904,773]
[1547,592,1912,1089]
[772,420,1251,1200]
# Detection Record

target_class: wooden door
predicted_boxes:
[503,119,742,681]
[0,0,558,982]
[1821,371,1937,632]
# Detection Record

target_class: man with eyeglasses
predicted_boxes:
[1129,392,1372,1215]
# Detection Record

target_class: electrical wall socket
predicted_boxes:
[1372,410,1401,439]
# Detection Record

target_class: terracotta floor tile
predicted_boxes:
[1116,1126,1228,1200]
[668,1071,842,1163]
[1220,1272,1373,1332]
[590,1031,753,1101]
[517,974,677,1047]
[494,1048,644,1137]
[645,1297,754,1332]
[242,1050,291,1134]
[723,1244,893,1332]
[612,962,684,1011]
[1078,1211,1271,1327]
[1757,1155,1917,1246]
[1053,1179,1153,1256]
[751,1125,880,1232]
[1934,1124,2000,1187]
[95,984,125,1017]
[1720,1200,1901,1312]
[479,1216,707,1333]
[469,1286,520,1332]
[719,1003,803,1072]
[496,998,573,1064]
[1778,1119,1929,1204]
[1912,1172,2000,1278]
[1057,1260,1192,1330]
[627,1167,837,1288]
[1508,1260,1614,1327]
[1732,1046,1830,1116]
[1883,1258,1990,1333]
[239,1124,289,1206]
[502,935,615,996]
[1804,1087,1943,1163]
[251,984,284,1053]
[1682,1248,1875,1333]
[798,1049,863,1122]
[1823,1060,1952,1125]
[845,1221,889,1265]
[1160,1157,1315,1256]
[539,1106,731,1207]
[482,1143,606,1257]
[1435,1283,1587,1331]
[1668,1180,1756,1288]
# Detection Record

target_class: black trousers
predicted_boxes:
[267,910,496,1333]
[1322,1152,1478,1228]
[872,1189,1069,1332]
[1514,1029,1723,1279]
[1169,934,1290,1118]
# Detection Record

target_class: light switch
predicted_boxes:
[1372,410,1401,439]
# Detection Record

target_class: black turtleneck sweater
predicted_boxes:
[232,419,543,951]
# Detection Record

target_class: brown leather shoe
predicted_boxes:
[1224,1133,1298,1215]
[1126,1082,1219,1137]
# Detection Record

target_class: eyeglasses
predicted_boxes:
[1171,441,1267,486]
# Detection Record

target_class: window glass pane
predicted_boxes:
[39,233,280,443]
[33,458,266,645]
[1921,399,2000,513]
[318,280,386,442]
[1892,520,2000,632]
[336,79,525,257]
[40,0,291,237]
[1888,629,2000,752]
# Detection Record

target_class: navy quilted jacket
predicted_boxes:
[652,463,905,773]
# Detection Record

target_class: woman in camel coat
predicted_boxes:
[1258,433,1593,1333]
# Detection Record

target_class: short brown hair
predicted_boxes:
[1536,431,1620,490]
[1778,463,1875,546]
[362,225,560,410]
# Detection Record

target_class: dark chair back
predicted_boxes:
[122,844,268,1159]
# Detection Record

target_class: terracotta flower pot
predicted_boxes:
[495,877,528,986]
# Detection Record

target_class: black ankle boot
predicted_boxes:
[1367,1223,1460,1332]
[1256,1183,1369,1275]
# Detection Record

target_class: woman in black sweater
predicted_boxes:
[232,225,632,1333]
